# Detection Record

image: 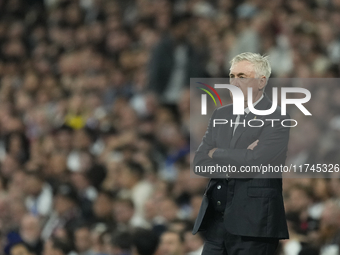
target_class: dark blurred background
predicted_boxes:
[0,0,340,255]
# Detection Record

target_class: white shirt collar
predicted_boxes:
[244,94,264,114]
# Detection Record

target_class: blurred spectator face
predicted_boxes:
[38,135,54,156]
[10,170,25,189]
[23,72,39,94]
[54,228,69,242]
[15,91,32,113]
[71,172,89,192]
[20,214,41,244]
[153,180,170,199]
[140,29,159,50]
[75,26,88,46]
[49,154,67,176]
[144,197,159,221]
[134,139,152,154]
[106,30,130,53]
[68,95,83,114]
[2,155,20,178]
[8,21,24,39]
[2,117,24,134]
[160,198,178,222]
[8,172,26,200]
[320,201,340,229]
[155,107,175,126]
[172,20,189,42]
[8,133,23,155]
[113,199,134,224]
[55,130,72,152]
[93,192,113,218]
[89,22,104,43]
[78,151,93,172]
[31,26,46,43]
[10,244,31,255]
[102,161,122,190]
[24,173,43,196]
[158,231,184,255]
[312,178,330,201]
[118,164,138,189]
[157,123,183,149]
[9,199,27,226]
[75,227,92,253]
[3,39,26,58]
[117,107,138,130]
[288,186,312,213]
[73,129,92,150]
[54,195,76,215]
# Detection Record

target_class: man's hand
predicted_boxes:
[208,148,217,158]
[247,140,259,150]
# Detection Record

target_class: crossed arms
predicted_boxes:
[193,109,290,177]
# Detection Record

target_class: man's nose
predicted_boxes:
[230,78,240,87]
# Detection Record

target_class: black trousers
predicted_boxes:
[201,213,279,255]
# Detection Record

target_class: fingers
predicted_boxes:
[247,140,259,150]
[208,148,217,158]
[251,140,259,149]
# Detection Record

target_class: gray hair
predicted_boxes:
[230,52,271,79]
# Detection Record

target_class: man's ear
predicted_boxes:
[259,76,266,91]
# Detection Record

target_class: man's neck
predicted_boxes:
[252,92,264,105]
[244,93,264,113]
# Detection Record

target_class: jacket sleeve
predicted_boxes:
[193,109,219,177]
[212,115,290,177]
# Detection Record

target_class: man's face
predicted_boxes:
[229,60,265,106]
[159,232,184,255]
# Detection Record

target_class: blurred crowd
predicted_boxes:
[0,0,340,255]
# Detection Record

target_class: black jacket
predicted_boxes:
[192,94,290,239]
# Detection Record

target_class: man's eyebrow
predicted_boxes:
[229,72,247,76]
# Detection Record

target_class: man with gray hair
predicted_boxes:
[193,52,290,254]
